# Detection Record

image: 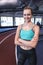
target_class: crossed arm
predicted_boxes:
[14,25,25,46]
[14,25,40,48]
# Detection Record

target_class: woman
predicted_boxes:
[15,6,40,65]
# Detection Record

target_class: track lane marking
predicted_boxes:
[0,32,15,44]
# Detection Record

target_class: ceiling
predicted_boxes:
[0,0,43,13]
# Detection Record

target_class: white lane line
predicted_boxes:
[0,32,16,44]
[15,45,18,65]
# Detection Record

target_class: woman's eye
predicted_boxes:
[24,14,26,16]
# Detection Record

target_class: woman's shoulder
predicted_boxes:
[34,24,40,28]
[33,24,40,31]
[17,24,23,30]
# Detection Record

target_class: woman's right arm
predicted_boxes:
[14,25,24,46]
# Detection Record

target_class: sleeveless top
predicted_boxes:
[19,28,35,41]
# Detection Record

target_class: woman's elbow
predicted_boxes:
[32,41,38,48]
[14,41,17,45]
[14,39,17,45]
[14,39,19,45]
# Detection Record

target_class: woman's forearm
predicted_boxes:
[18,38,37,48]
[18,38,31,46]
[14,39,25,46]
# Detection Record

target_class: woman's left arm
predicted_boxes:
[19,25,40,48]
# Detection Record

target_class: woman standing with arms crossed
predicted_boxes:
[15,6,40,65]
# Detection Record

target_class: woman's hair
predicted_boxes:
[23,6,33,14]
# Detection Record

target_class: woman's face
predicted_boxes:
[23,9,32,23]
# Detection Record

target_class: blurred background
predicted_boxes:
[0,0,43,65]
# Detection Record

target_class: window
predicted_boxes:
[1,16,13,27]
[31,17,34,24]
[14,17,34,26]
[35,17,42,24]
[14,17,24,26]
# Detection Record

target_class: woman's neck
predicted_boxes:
[24,21,32,26]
